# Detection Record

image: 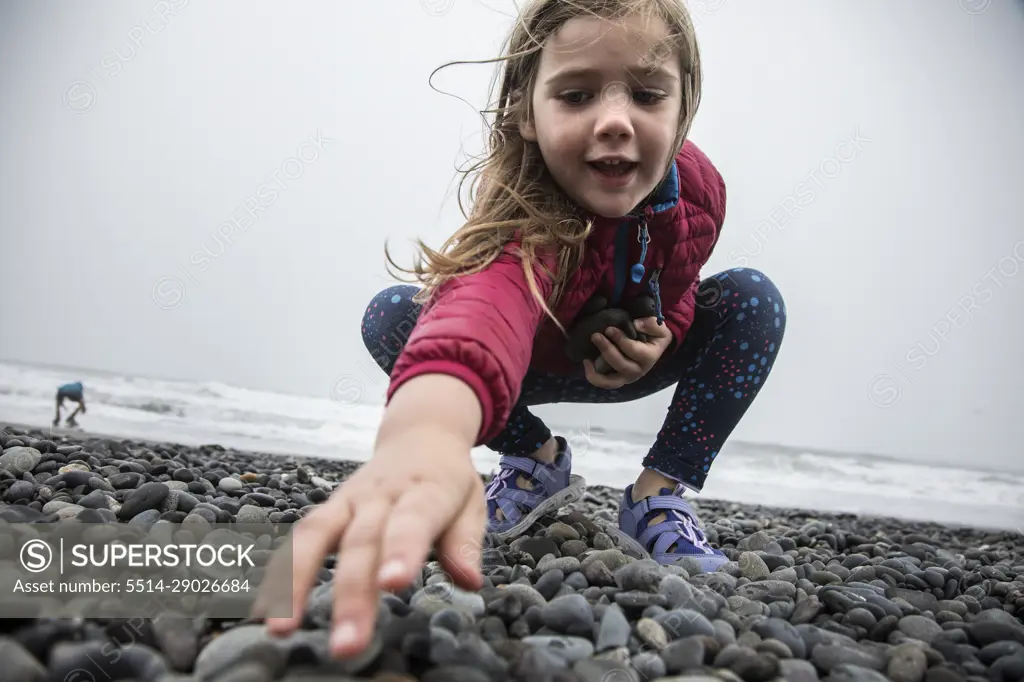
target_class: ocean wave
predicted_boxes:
[2,359,1023,530]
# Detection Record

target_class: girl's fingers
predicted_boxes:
[583,358,626,389]
[604,327,653,364]
[376,481,459,591]
[634,317,671,338]
[329,497,391,658]
[593,332,643,377]
[435,482,486,591]
[264,494,352,636]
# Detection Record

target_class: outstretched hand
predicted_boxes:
[583,316,673,389]
[256,424,486,659]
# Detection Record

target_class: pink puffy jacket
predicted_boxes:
[387,141,727,445]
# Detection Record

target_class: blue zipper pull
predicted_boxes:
[630,222,650,283]
[648,268,664,325]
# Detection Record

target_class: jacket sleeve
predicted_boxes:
[385,240,555,445]
[659,142,728,353]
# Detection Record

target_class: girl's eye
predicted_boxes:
[559,91,591,105]
[633,90,666,105]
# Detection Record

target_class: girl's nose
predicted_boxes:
[594,82,634,140]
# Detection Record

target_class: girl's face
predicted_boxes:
[522,13,683,219]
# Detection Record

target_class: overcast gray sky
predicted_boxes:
[1,1,1022,470]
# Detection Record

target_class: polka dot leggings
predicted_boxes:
[360,267,786,492]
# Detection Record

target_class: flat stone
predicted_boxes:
[0,447,41,475]
[521,635,594,664]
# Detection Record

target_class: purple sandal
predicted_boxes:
[606,483,728,572]
[485,436,586,541]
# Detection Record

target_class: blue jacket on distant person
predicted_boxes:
[54,381,86,427]
[57,382,83,401]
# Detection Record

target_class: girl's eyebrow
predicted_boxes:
[544,65,679,87]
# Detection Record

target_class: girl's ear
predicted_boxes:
[519,117,538,141]
[511,86,537,141]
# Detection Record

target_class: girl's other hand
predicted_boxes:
[583,316,673,389]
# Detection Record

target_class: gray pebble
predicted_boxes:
[117,481,170,520]
[503,583,547,610]
[540,593,594,636]
[812,642,886,672]
[236,504,268,524]
[655,608,715,640]
[739,551,771,580]
[886,642,928,682]
[583,559,616,587]
[897,615,943,644]
[596,603,630,652]
[218,477,243,493]
[614,558,664,592]
[574,657,641,682]
[545,521,580,543]
[823,663,892,682]
[534,568,564,601]
[636,617,669,650]
[511,645,571,681]
[0,446,41,475]
[631,651,666,679]
[521,635,594,663]
[565,571,589,591]
[3,480,35,502]
[0,637,46,682]
[411,584,485,617]
[128,508,162,525]
[752,617,807,658]
[736,579,797,601]
[537,555,581,574]
[580,549,630,572]
[660,635,706,673]
[780,658,820,682]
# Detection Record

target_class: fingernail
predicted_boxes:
[331,621,358,651]
[378,560,405,583]
[265,617,292,635]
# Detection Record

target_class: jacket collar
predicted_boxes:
[647,159,680,215]
[580,158,681,228]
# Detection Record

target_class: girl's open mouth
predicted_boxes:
[587,160,639,177]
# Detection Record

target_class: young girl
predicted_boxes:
[266,0,785,658]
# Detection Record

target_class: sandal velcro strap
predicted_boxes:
[639,519,708,553]
[497,455,542,477]
[498,455,565,489]
[630,494,697,519]
[493,491,543,522]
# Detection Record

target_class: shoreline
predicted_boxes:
[3,419,1012,537]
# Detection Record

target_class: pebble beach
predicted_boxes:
[1,424,1022,682]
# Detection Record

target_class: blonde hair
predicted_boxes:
[385,0,702,333]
